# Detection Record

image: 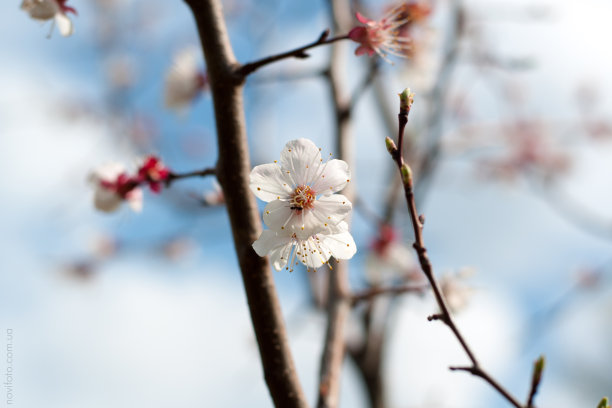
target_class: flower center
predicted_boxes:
[290,185,315,211]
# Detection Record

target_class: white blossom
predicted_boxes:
[88,163,142,213]
[253,222,356,271]
[21,0,75,37]
[164,46,206,110]
[250,138,352,239]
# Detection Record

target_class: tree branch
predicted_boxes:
[165,167,216,186]
[316,2,353,407]
[351,283,429,304]
[388,90,525,408]
[238,30,349,77]
[184,1,308,407]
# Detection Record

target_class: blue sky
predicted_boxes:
[2,0,612,407]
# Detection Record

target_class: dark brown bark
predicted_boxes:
[184,1,308,407]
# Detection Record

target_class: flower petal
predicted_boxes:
[268,243,293,271]
[309,194,352,229]
[93,188,121,213]
[126,188,143,212]
[311,159,350,195]
[262,199,294,231]
[55,13,73,36]
[252,229,292,256]
[280,139,322,186]
[320,230,356,260]
[250,163,293,202]
[300,236,332,269]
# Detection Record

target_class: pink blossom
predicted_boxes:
[89,163,143,213]
[348,3,415,61]
[137,156,170,193]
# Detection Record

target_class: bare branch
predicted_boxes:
[184,1,308,407]
[317,1,353,407]
[165,167,215,186]
[238,30,349,77]
[388,90,525,408]
[351,283,429,304]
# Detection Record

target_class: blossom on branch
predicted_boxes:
[250,138,352,239]
[164,47,208,111]
[137,155,170,193]
[348,3,414,61]
[21,0,77,37]
[253,222,356,272]
[88,163,142,213]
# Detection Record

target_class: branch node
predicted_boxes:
[318,29,331,42]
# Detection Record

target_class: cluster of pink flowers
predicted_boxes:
[348,1,432,62]
[89,156,171,213]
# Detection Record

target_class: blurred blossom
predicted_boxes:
[88,162,143,213]
[365,224,419,285]
[201,181,225,207]
[21,0,76,37]
[91,234,120,258]
[164,46,208,111]
[137,156,170,193]
[574,268,603,290]
[105,55,137,90]
[439,267,475,313]
[584,120,612,140]
[348,3,413,62]
[160,237,195,261]
[392,1,433,40]
[480,120,571,181]
[62,260,97,281]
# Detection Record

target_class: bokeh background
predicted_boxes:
[2,0,612,407]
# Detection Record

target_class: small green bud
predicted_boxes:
[385,137,398,155]
[532,355,545,385]
[597,397,610,408]
[399,88,415,112]
[400,163,412,186]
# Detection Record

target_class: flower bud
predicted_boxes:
[385,136,398,155]
[399,88,415,113]
[598,397,610,408]
[400,163,412,186]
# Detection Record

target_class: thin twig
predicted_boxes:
[165,167,216,186]
[351,283,429,304]
[388,90,525,408]
[238,30,350,77]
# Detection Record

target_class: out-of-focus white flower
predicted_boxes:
[202,181,225,206]
[164,46,207,111]
[88,163,143,213]
[250,138,352,239]
[21,0,77,37]
[365,224,419,285]
[253,222,356,272]
[439,268,475,313]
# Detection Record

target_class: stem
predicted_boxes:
[165,167,215,186]
[391,96,524,408]
[238,31,350,77]
[351,283,429,304]
[184,1,308,407]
